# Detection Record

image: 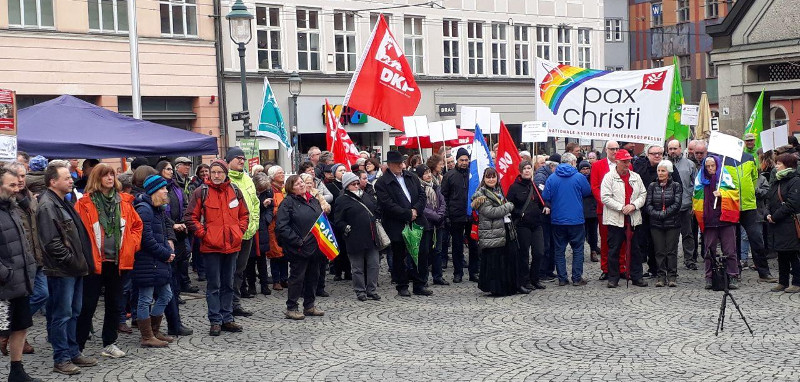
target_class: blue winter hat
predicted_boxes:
[29,155,48,172]
[143,175,168,196]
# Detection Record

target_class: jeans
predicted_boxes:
[551,224,586,283]
[205,252,237,325]
[607,225,645,283]
[738,210,771,277]
[651,227,679,280]
[77,262,121,349]
[232,238,253,308]
[539,218,556,278]
[28,267,48,317]
[192,236,206,278]
[739,226,750,261]
[47,276,82,363]
[516,224,544,287]
[776,250,800,286]
[118,271,132,324]
[287,255,321,311]
[270,257,289,283]
[350,248,380,296]
[680,209,697,265]
[430,226,445,281]
[136,283,172,320]
[449,221,478,278]
[703,225,739,279]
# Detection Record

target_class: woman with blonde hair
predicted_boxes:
[300,173,331,213]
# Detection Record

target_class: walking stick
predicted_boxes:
[625,217,633,288]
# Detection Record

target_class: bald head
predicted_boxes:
[667,139,682,160]
[605,140,620,163]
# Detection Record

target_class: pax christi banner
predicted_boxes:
[343,14,421,131]
[309,213,339,260]
[496,121,520,193]
[324,99,360,168]
[535,58,674,146]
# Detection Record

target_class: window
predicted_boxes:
[8,0,54,28]
[256,6,281,70]
[443,20,460,74]
[404,16,424,74]
[679,55,691,80]
[652,58,664,68]
[467,21,484,75]
[677,0,690,23]
[334,11,356,72]
[577,28,591,68]
[651,2,663,27]
[605,19,622,42]
[513,25,530,76]
[706,52,717,78]
[535,26,551,60]
[705,0,719,19]
[370,13,391,29]
[89,0,128,33]
[160,0,197,36]
[557,26,571,65]
[491,23,507,75]
[296,9,320,71]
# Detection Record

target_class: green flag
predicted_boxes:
[665,58,689,141]
[744,89,765,151]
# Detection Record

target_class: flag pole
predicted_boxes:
[713,155,726,209]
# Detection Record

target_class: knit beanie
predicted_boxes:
[456,147,470,160]
[341,172,359,188]
[225,147,245,163]
[210,160,228,175]
[143,175,168,196]
[29,155,48,172]
[578,160,591,171]
[413,164,429,179]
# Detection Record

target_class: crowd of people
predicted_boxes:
[2,132,800,380]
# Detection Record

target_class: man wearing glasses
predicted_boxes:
[590,141,628,280]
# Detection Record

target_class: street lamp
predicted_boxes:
[287,71,302,170]
[226,0,254,138]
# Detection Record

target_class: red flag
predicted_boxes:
[496,121,521,193]
[343,14,421,131]
[324,99,359,168]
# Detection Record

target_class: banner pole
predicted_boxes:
[713,155,726,209]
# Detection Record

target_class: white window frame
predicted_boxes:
[404,16,424,74]
[88,0,128,33]
[557,26,572,65]
[513,25,530,76]
[491,23,508,76]
[160,0,197,37]
[370,13,391,30]
[605,19,622,42]
[577,28,591,68]
[705,0,719,19]
[677,0,690,23]
[8,0,54,29]
[467,21,485,76]
[296,8,321,72]
[535,25,551,61]
[334,11,357,73]
[256,5,282,71]
[443,19,460,75]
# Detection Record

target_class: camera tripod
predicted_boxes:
[715,269,754,336]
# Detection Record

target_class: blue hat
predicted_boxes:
[143,175,168,196]
[29,155,48,172]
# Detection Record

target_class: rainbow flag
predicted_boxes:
[309,213,339,260]
[538,63,608,114]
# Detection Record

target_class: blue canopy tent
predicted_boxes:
[18,95,218,158]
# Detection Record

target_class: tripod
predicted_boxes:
[715,266,754,336]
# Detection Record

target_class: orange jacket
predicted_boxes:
[75,192,143,274]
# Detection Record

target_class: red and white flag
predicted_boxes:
[496,121,521,193]
[343,14,421,131]
[324,99,360,168]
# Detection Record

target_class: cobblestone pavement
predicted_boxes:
[10,256,800,381]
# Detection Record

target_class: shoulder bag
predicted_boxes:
[348,194,391,250]
[777,184,800,238]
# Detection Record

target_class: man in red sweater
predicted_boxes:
[590,141,629,280]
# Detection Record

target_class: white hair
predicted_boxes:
[561,153,577,164]
[657,159,674,173]
[267,165,283,180]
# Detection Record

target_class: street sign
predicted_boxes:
[231,111,249,121]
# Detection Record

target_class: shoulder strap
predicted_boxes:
[348,193,375,218]
[520,184,534,216]
[778,184,785,203]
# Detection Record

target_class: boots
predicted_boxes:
[150,316,174,343]
[138,318,168,348]
[8,361,42,382]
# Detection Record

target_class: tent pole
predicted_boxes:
[128,0,141,119]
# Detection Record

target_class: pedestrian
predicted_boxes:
[601,149,649,288]
[535,154,559,281]
[25,155,48,197]
[591,141,628,281]
[766,153,800,293]
[0,164,41,381]
[666,139,698,271]
[334,172,382,301]
[694,155,740,290]
[276,175,326,320]
[644,160,682,287]
[171,157,199,294]
[365,158,382,184]
[37,160,96,375]
[578,160,600,262]
[415,164,444,287]
[375,150,432,296]
[471,168,517,296]
[132,175,175,348]
[74,163,143,358]
[542,153,592,286]
[507,160,548,292]
[441,148,479,283]
[184,160,249,336]
[247,172,272,296]
[268,167,289,292]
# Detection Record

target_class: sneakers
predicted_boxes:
[101,344,126,359]
[232,306,253,317]
[53,361,81,375]
[771,284,787,292]
[367,293,382,301]
[728,278,739,290]
[557,280,569,286]
[785,285,800,293]
[221,322,243,333]
[284,310,305,320]
[572,279,588,286]
[758,276,778,283]
[71,354,97,367]
[303,307,325,316]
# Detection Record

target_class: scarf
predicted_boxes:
[420,179,438,207]
[91,190,121,255]
[776,168,794,180]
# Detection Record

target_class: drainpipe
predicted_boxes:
[212,0,230,153]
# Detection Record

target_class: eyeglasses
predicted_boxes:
[607,147,620,151]
[235,156,246,161]
[165,167,174,171]
[648,152,664,156]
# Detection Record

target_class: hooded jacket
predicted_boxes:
[275,192,324,260]
[542,164,592,225]
[723,153,758,212]
[470,186,515,249]
[184,179,249,254]
[440,166,470,222]
[767,170,800,251]
[227,169,260,240]
[75,191,143,274]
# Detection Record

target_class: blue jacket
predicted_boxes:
[542,164,592,225]
[132,194,172,287]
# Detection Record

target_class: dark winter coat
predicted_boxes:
[133,194,173,287]
[375,169,428,241]
[333,190,379,254]
[15,190,43,266]
[25,171,47,197]
[755,172,770,223]
[275,193,324,260]
[257,188,275,256]
[634,157,683,224]
[440,167,470,223]
[506,176,543,228]
[0,197,36,300]
[37,189,92,278]
[767,171,800,252]
[324,179,344,223]
[644,178,683,229]
[421,183,445,230]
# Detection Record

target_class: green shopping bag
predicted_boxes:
[402,223,424,266]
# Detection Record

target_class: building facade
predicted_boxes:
[0,0,222,165]
[604,0,629,71]
[220,0,606,169]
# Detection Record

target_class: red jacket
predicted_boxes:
[590,158,632,215]
[184,179,249,255]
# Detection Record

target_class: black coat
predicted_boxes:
[375,169,428,241]
[256,188,275,256]
[0,198,36,300]
[644,178,683,229]
[324,180,344,222]
[333,190,379,253]
[275,193,324,260]
[767,172,800,252]
[36,189,92,277]
[132,194,173,287]
[506,176,543,228]
[441,167,470,223]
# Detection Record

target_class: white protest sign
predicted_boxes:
[522,121,549,143]
[535,58,673,146]
[489,113,501,134]
[708,131,744,160]
[0,135,16,162]
[681,105,699,126]
[579,138,592,146]
[460,106,491,131]
[402,116,429,138]
[761,124,789,152]
[428,121,444,142]
[710,117,719,131]
[442,119,458,140]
